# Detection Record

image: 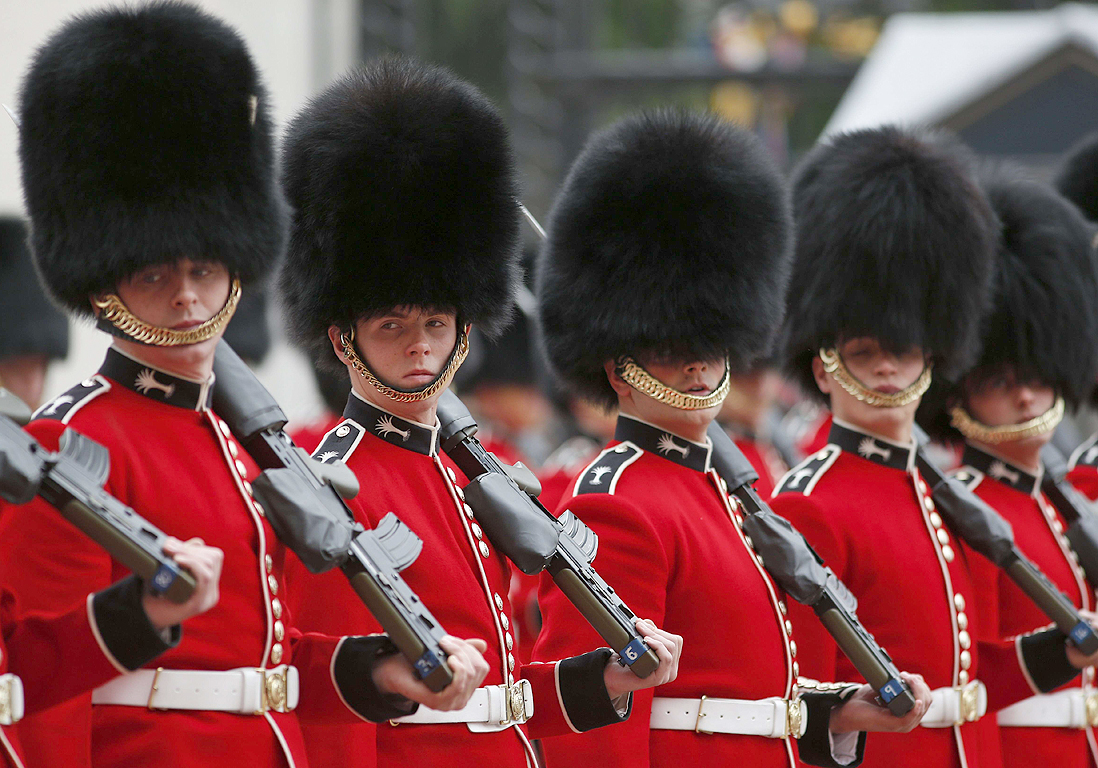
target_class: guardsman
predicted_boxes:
[769,126,1098,768]
[277,58,682,768]
[1053,133,1098,498]
[0,217,67,410]
[916,169,1098,767]
[530,109,931,768]
[0,6,486,767]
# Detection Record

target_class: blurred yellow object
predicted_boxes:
[780,0,818,39]
[822,16,880,58]
[711,81,758,127]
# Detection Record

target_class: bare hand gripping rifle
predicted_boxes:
[912,425,1098,655]
[210,342,453,692]
[705,423,916,716]
[436,389,662,679]
[1038,443,1098,586]
[0,394,196,603]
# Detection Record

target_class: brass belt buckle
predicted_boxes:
[958,681,981,724]
[1085,689,1098,728]
[787,697,807,739]
[259,667,290,714]
[504,680,533,725]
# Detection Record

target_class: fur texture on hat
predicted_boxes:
[779,126,997,401]
[1055,132,1098,223]
[0,218,68,360]
[536,109,793,410]
[278,57,520,369]
[19,1,285,316]
[917,169,1098,439]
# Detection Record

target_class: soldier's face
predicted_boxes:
[608,354,726,441]
[964,368,1056,450]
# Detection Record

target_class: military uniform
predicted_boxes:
[772,422,1079,768]
[534,415,863,767]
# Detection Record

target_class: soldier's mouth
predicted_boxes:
[874,385,901,394]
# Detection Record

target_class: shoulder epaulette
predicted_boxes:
[312,419,366,464]
[573,442,642,496]
[950,466,984,492]
[1069,433,1098,470]
[32,375,110,424]
[773,444,841,497]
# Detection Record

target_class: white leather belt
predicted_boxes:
[91,666,299,714]
[0,674,23,726]
[997,688,1098,729]
[392,681,533,732]
[920,681,987,727]
[650,696,807,738]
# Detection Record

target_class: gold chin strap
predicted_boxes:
[615,356,731,411]
[950,397,1065,444]
[819,347,932,409]
[340,325,470,403]
[93,279,242,347]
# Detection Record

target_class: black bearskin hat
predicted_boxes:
[917,169,1098,439]
[279,57,520,369]
[779,126,997,401]
[0,218,68,361]
[18,1,285,317]
[536,109,793,410]
[1055,132,1098,223]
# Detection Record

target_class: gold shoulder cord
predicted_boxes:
[340,325,470,404]
[818,348,932,408]
[950,397,1065,444]
[93,279,242,347]
[615,356,731,411]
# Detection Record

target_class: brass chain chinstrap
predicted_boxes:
[340,326,470,403]
[949,396,1065,444]
[93,279,242,347]
[819,348,933,408]
[615,356,731,411]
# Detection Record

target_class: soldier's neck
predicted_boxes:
[111,338,216,382]
[617,399,710,443]
[349,379,439,428]
[969,439,1041,475]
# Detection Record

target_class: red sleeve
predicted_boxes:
[1067,465,1098,502]
[530,491,671,763]
[768,492,845,686]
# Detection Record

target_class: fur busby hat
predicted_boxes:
[18,1,285,317]
[1055,132,1098,223]
[779,126,997,401]
[918,170,1098,439]
[536,109,793,410]
[0,218,68,361]
[278,57,520,369]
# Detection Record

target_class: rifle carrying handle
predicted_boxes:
[816,607,915,716]
[344,568,454,693]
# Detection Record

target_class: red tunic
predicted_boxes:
[286,393,625,768]
[1068,432,1098,501]
[770,420,1066,768]
[533,415,856,768]
[955,445,1098,768]
[0,348,375,768]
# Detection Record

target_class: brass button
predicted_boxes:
[479,541,490,558]
[218,420,231,437]
[958,669,969,685]
[793,661,799,677]
[254,501,265,517]
[785,620,794,635]
[274,620,285,642]
[506,633,514,651]
[924,497,935,512]
[265,554,274,573]
[960,650,972,670]
[228,441,239,458]
[744,535,755,551]
[1053,520,1064,534]
[235,459,248,476]
[471,523,483,540]
[958,630,971,650]
[268,575,279,595]
[957,611,968,631]
[447,467,457,483]
[508,654,516,672]
[954,593,966,611]
[243,481,253,496]
[336,425,350,437]
[272,598,282,619]
[942,544,955,562]
[929,511,943,528]
[789,640,798,657]
[936,529,950,545]
[779,601,788,616]
[501,613,510,631]
[454,485,465,500]
[271,643,283,665]
[464,504,475,520]
[495,593,504,610]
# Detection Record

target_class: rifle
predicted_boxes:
[912,426,1098,654]
[210,343,453,692]
[706,423,916,716]
[1038,443,1098,587]
[0,394,195,603]
[436,390,662,679]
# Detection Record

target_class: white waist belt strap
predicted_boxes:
[997,688,1098,729]
[650,696,807,739]
[920,682,987,728]
[393,680,533,733]
[0,674,23,726]
[91,666,299,714]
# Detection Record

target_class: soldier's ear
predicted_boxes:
[328,326,351,366]
[811,355,832,396]
[604,360,633,401]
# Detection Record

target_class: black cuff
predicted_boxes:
[334,635,419,723]
[558,647,631,732]
[799,686,866,768]
[1020,628,1080,693]
[91,575,179,671]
